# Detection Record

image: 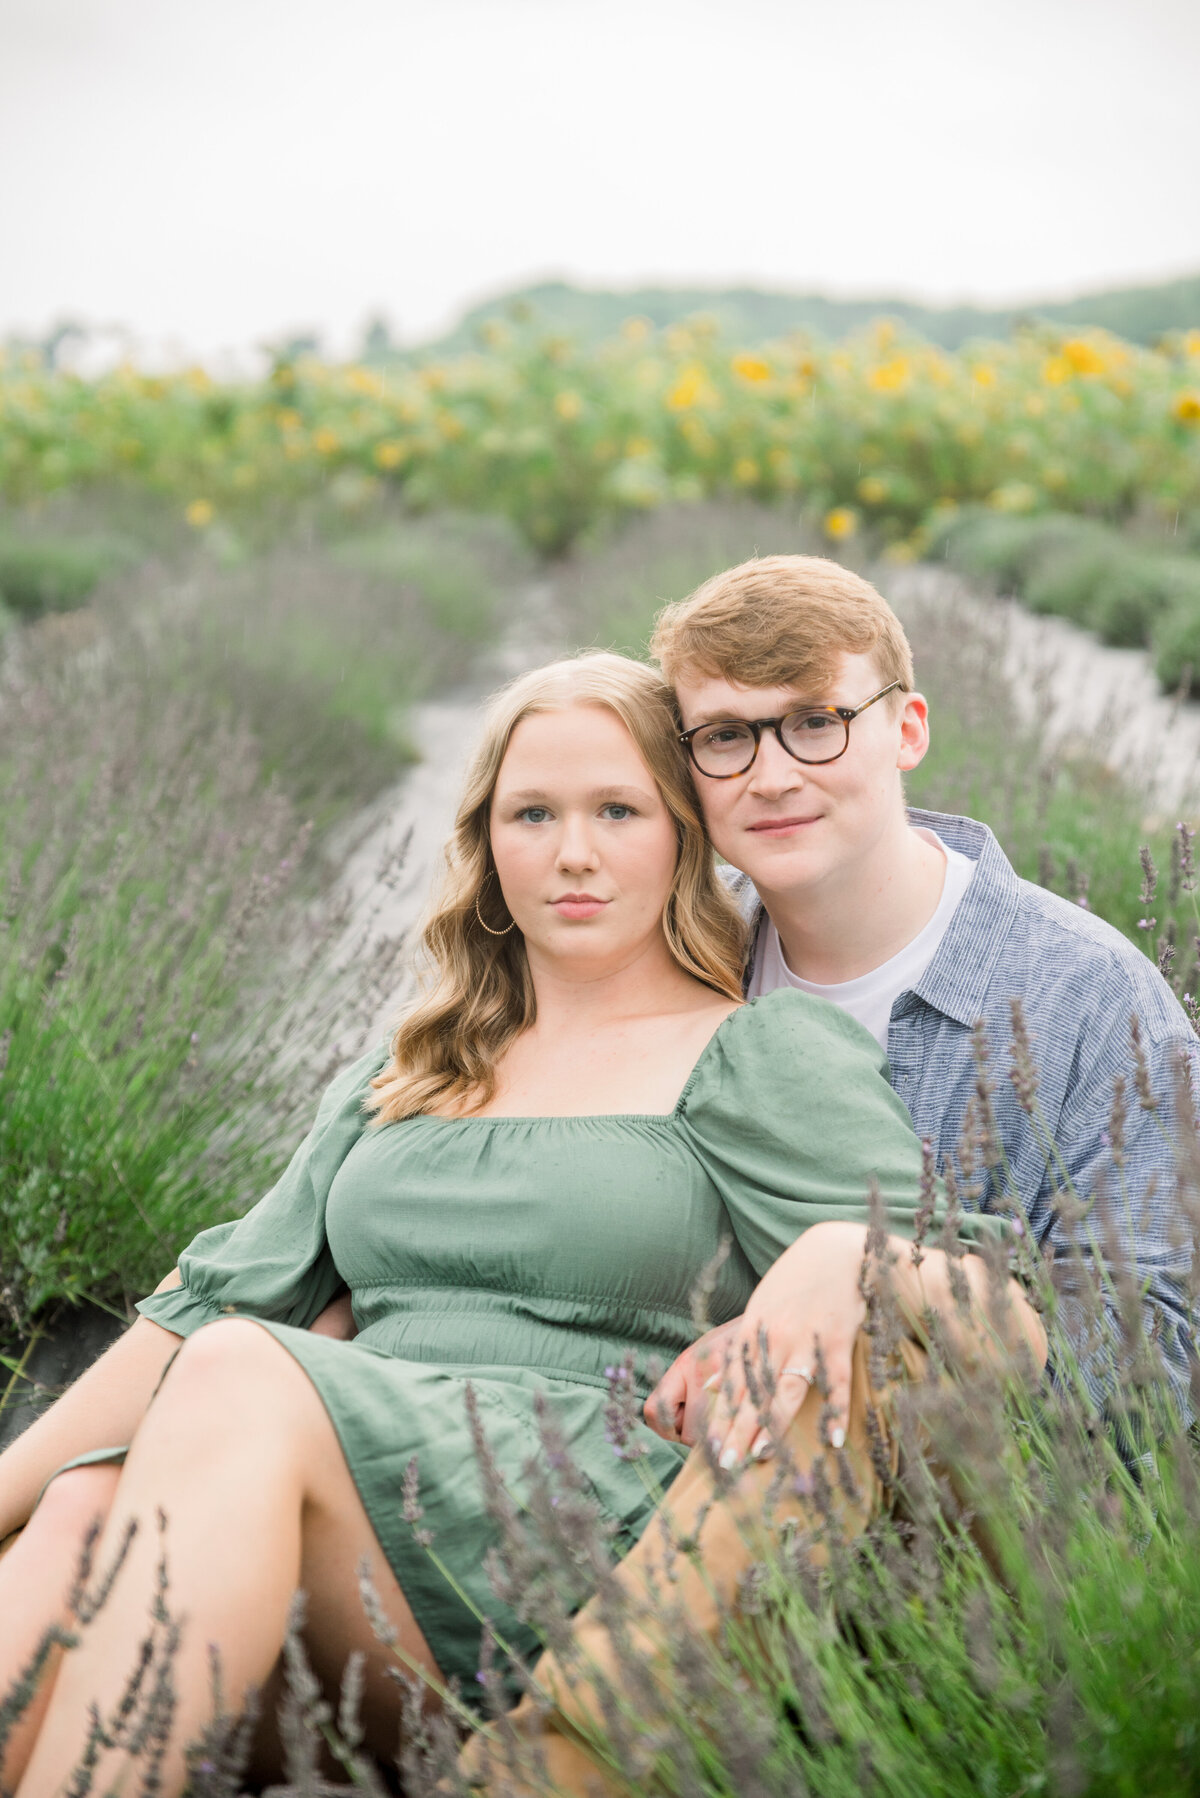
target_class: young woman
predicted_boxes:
[0,652,989,1793]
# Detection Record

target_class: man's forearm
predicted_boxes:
[883,1236,1048,1372]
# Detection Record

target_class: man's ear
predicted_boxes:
[896,691,930,773]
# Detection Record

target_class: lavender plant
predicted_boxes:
[0,502,529,1349]
[3,504,1200,1792]
[92,513,531,825]
[556,501,819,658]
[0,603,400,1344]
[4,1050,1198,1796]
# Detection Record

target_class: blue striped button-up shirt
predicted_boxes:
[730,807,1199,1421]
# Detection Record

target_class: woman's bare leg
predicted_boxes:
[0,1464,122,1787]
[16,1321,443,1797]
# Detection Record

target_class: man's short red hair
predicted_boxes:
[650,554,914,699]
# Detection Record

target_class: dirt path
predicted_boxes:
[888,564,1200,816]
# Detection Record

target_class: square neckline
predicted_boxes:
[404,998,750,1126]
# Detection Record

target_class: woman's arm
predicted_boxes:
[308,1289,357,1339]
[0,1271,186,1541]
[0,1259,360,1540]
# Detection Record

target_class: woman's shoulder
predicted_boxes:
[721,986,886,1058]
[679,987,888,1118]
[313,1038,395,1125]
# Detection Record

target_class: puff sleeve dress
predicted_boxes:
[127,989,995,1699]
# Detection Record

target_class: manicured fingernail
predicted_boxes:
[750,1431,775,1461]
[709,1435,723,1457]
[719,1445,741,1471]
[702,1373,719,1391]
[830,1426,846,1450]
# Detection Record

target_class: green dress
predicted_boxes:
[130,989,994,1700]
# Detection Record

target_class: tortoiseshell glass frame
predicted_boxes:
[679,680,904,779]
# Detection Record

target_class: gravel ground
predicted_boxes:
[888,564,1200,817]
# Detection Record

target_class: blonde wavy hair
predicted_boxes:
[367,652,746,1123]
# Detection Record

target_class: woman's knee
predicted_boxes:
[159,1318,295,1404]
[149,1320,324,1456]
[30,1462,122,1547]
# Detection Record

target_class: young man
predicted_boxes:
[459,555,1198,1797]
[649,552,1197,1440]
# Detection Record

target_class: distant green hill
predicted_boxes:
[406,272,1200,356]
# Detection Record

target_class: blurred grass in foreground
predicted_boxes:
[11,1148,1200,1797]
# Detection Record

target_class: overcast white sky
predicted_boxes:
[2,0,1198,364]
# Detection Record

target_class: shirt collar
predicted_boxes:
[902,808,1021,1027]
[735,808,1022,1025]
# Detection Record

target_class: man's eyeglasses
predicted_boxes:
[679,681,904,779]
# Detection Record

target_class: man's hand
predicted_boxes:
[644,1319,742,1446]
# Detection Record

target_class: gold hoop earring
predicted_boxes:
[474,882,517,937]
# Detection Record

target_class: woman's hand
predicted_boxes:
[644,1221,871,1466]
[701,1220,870,1469]
[646,1219,1050,1475]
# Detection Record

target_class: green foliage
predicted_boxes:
[1087,553,1177,645]
[0,530,140,619]
[1153,567,1200,693]
[0,511,527,1329]
[329,510,525,645]
[937,507,1200,685]
[0,630,309,1328]
[431,270,1200,356]
[713,1447,1200,1798]
[5,316,1200,561]
[932,512,1131,636]
[1024,540,1121,626]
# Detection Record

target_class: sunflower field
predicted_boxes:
[3,315,1199,561]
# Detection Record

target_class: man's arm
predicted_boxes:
[646,1221,1046,1465]
[1033,1013,1199,1425]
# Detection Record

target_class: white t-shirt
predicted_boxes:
[746,830,977,1050]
